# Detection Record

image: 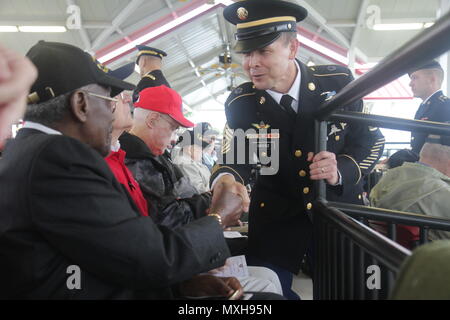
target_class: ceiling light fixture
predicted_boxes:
[298,34,363,68]
[372,22,433,31]
[0,26,19,32]
[18,26,67,33]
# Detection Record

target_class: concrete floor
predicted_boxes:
[292,272,313,300]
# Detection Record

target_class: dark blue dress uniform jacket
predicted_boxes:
[411,90,450,154]
[210,61,385,273]
[0,128,229,299]
[133,69,171,102]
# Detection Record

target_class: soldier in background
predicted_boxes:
[133,45,170,103]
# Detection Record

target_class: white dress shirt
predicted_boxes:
[266,60,301,113]
[22,121,62,135]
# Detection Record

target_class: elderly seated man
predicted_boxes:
[120,85,283,295]
[0,41,259,300]
[370,134,450,248]
[121,86,250,227]
[173,129,212,194]
[193,122,219,171]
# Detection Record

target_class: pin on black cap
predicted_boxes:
[223,0,307,53]
[26,41,135,104]
[135,45,167,65]
[93,57,135,81]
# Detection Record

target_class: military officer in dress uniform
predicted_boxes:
[133,45,170,103]
[210,0,385,299]
[386,60,450,168]
[409,60,450,154]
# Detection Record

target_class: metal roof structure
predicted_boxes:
[1,0,449,125]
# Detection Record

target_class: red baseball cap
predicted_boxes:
[133,85,194,128]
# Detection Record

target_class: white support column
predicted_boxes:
[348,0,370,73]
[440,0,450,95]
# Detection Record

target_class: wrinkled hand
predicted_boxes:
[0,45,37,143]
[179,274,243,299]
[308,151,339,185]
[211,175,249,227]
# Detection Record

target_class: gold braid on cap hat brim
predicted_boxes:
[237,16,296,29]
[137,50,164,59]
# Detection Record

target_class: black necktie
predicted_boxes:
[279,94,296,116]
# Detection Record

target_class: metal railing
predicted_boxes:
[312,8,450,300]
[330,202,450,247]
[313,201,411,300]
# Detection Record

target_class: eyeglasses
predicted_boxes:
[85,91,118,113]
[159,114,179,131]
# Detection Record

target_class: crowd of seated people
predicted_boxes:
[0,41,284,300]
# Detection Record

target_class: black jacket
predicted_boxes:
[120,132,212,229]
[132,69,171,102]
[0,128,229,299]
[211,62,385,272]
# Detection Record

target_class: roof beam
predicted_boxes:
[160,0,217,100]
[294,0,368,63]
[173,72,219,91]
[166,46,225,78]
[348,0,370,71]
[178,73,224,97]
[216,8,231,46]
[191,86,230,107]
[91,0,144,50]
[174,35,217,100]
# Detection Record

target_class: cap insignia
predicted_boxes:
[237,7,248,20]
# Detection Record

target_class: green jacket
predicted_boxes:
[370,162,450,240]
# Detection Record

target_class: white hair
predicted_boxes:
[421,142,450,160]
[420,143,450,177]
[132,107,151,123]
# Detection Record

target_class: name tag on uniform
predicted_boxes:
[246,133,280,139]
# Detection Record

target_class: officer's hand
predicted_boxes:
[179,274,243,299]
[0,45,37,143]
[210,179,244,227]
[212,174,250,212]
[307,151,339,185]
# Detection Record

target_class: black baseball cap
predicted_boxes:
[177,130,210,149]
[93,57,135,81]
[387,149,419,168]
[223,0,307,53]
[195,122,219,136]
[26,41,135,104]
